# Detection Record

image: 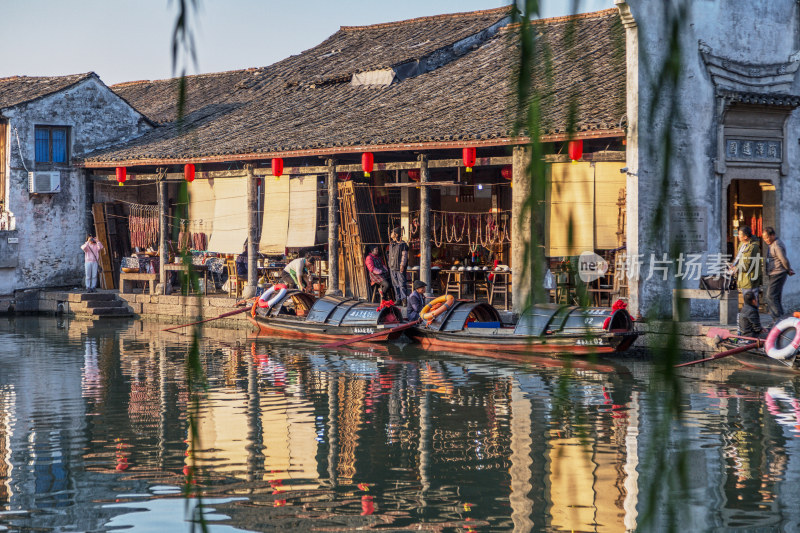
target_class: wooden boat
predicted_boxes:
[248,292,405,343]
[716,340,800,374]
[406,301,640,355]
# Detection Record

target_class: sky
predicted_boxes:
[1,0,615,86]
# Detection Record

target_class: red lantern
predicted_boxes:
[568,140,583,162]
[184,163,195,183]
[408,169,421,182]
[272,158,284,178]
[462,147,476,172]
[500,165,512,181]
[116,167,126,186]
[362,152,374,177]
[337,172,351,181]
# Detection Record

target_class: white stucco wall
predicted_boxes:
[0,76,150,294]
[622,0,800,317]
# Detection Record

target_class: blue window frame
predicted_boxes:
[34,126,69,164]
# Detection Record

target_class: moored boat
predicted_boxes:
[248,291,405,343]
[406,301,640,355]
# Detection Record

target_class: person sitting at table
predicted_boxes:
[365,245,392,301]
[281,255,314,292]
[407,280,427,322]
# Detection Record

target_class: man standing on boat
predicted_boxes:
[387,227,409,306]
[281,255,314,292]
[762,226,795,322]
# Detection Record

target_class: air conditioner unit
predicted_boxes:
[28,172,61,194]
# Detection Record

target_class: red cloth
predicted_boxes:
[376,299,395,312]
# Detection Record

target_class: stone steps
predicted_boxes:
[67,291,133,318]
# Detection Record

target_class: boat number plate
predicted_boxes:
[354,328,374,334]
[576,337,603,346]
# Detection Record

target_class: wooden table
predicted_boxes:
[441,269,479,300]
[164,263,209,294]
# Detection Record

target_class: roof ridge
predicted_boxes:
[0,72,93,83]
[340,5,513,32]
[499,7,619,32]
[111,67,266,89]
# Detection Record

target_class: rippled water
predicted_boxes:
[2,316,800,532]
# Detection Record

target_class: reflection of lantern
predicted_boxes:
[184,163,195,183]
[362,152,374,177]
[462,147,476,172]
[408,169,421,182]
[116,167,126,186]
[272,158,283,178]
[568,140,583,162]
[500,165,512,181]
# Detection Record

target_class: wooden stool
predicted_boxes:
[475,276,491,301]
[444,271,462,298]
[489,272,511,310]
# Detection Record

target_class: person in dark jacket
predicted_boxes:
[738,289,764,339]
[762,226,795,322]
[407,280,427,322]
[387,227,409,305]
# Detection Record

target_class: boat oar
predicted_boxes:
[162,305,253,332]
[706,327,761,343]
[320,319,421,349]
[675,340,762,368]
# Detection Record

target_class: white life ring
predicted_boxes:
[765,317,800,361]
[258,284,287,309]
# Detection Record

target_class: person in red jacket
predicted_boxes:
[365,246,392,301]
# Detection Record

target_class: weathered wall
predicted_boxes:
[0,77,150,294]
[621,0,800,317]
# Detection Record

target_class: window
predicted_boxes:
[34,126,69,164]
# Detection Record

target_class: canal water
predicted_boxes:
[1,316,800,532]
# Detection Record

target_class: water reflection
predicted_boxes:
[1,316,800,531]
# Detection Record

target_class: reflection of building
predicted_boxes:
[0,387,14,505]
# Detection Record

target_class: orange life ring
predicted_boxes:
[420,294,455,322]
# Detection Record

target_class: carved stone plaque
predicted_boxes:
[670,207,707,253]
[725,139,782,163]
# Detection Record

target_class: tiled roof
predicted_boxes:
[0,72,96,110]
[111,6,513,125]
[86,8,625,164]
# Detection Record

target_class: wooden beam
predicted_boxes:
[87,156,516,181]
[384,181,459,188]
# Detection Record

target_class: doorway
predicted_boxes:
[726,179,776,258]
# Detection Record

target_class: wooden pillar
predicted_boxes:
[400,170,410,243]
[511,146,532,314]
[327,158,341,296]
[419,154,432,296]
[158,171,168,294]
[242,164,258,298]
